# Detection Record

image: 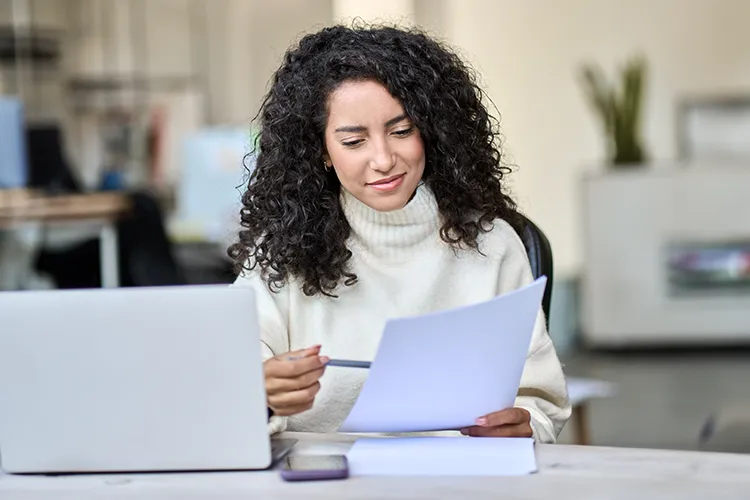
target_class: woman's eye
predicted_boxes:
[342,139,364,147]
[393,127,414,137]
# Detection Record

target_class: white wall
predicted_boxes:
[439,0,750,278]
[248,0,332,118]
[332,0,414,24]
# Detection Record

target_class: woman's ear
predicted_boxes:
[322,153,332,170]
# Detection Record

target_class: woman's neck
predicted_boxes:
[340,183,440,260]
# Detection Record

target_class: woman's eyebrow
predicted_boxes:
[334,114,408,134]
[334,124,366,133]
[384,114,408,127]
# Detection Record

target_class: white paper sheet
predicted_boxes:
[346,437,537,476]
[339,277,547,433]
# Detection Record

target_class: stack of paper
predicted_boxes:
[346,437,537,476]
[339,278,547,433]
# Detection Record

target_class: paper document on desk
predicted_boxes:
[347,437,537,476]
[339,277,546,433]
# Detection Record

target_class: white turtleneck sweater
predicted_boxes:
[233,185,571,443]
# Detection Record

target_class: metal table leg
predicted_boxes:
[572,404,591,445]
[99,223,119,288]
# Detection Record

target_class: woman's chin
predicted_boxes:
[363,192,413,213]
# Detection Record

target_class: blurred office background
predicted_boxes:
[2,0,750,452]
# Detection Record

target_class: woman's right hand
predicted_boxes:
[264,345,329,417]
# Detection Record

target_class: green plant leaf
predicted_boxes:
[577,55,648,165]
[579,64,614,136]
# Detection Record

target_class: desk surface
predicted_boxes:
[1,432,749,499]
[0,189,130,226]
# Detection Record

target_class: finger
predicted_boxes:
[267,381,321,410]
[266,366,326,395]
[265,353,329,379]
[459,423,532,438]
[475,408,530,428]
[270,400,315,417]
[264,345,320,377]
[276,345,321,361]
[268,391,319,417]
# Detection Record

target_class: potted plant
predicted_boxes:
[578,55,648,167]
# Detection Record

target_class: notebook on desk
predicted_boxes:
[346,437,537,477]
[0,285,293,474]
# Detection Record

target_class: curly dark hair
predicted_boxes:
[228,24,522,297]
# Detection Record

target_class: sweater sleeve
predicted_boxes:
[231,267,291,435]
[515,312,571,443]
[495,222,572,443]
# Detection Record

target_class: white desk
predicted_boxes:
[567,377,617,445]
[2,432,749,499]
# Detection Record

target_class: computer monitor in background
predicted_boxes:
[0,97,28,189]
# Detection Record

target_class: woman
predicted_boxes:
[229,25,570,443]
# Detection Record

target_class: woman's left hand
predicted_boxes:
[460,408,532,438]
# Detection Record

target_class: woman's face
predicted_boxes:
[323,80,426,212]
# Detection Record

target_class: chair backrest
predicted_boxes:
[516,214,553,329]
[26,124,83,194]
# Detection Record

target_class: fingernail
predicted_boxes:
[319,356,330,364]
[475,417,487,426]
[460,428,468,435]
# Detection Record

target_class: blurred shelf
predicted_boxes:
[0,25,63,64]
[67,74,197,92]
[65,74,199,114]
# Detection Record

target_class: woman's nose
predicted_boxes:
[369,140,396,172]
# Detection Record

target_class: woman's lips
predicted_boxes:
[367,173,406,191]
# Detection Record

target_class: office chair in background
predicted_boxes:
[25,125,83,194]
[517,214,554,329]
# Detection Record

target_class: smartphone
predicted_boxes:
[279,455,349,481]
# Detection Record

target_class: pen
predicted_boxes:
[325,359,371,369]
[285,354,371,369]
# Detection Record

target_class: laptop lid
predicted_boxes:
[0,285,272,473]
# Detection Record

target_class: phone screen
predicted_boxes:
[282,455,348,471]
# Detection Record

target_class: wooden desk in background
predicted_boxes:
[0,189,131,288]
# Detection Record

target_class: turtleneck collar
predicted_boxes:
[340,183,440,261]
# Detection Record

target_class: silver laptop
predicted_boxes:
[0,285,294,474]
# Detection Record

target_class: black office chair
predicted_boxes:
[26,124,84,194]
[516,214,553,329]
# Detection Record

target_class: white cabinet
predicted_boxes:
[581,166,750,347]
